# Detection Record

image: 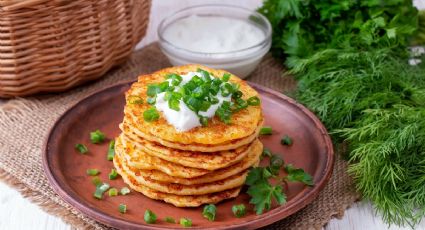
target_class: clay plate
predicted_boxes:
[43,81,334,229]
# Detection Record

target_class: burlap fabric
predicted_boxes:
[0,43,359,229]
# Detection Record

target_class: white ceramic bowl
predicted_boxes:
[158,4,272,78]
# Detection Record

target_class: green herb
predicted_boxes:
[75,144,88,154]
[128,95,143,104]
[91,176,102,186]
[119,204,127,213]
[107,140,115,161]
[147,97,156,105]
[90,130,105,144]
[259,126,272,135]
[281,135,292,146]
[108,188,118,196]
[202,204,216,221]
[222,73,231,82]
[93,183,110,199]
[232,204,246,218]
[179,218,192,227]
[143,107,160,122]
[144,209,157,224]
[108,169,118,180]
[284,164,313,186]
[86,169,99,176]
[199,116,208,127]
[246,177,286,214]
[164,216,176,223]
[120,187,130,195]
[247,96,260,106]
[215,101,232,124]
[147,82,169,97]
[166,73,183,86]
[261,148,273,159]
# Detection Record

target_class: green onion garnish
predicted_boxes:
[143,107,160,122]
[108,188,118,197]
[108,169,118,180]
[90,130,105,144]
[119,204,127,213]
[247,96,261,106]
[91,176,102,186]
[180,218,192,227]
[215,101,232,124]
[75,143,88,154]
[107,140,115,161]
[93,183,110,199]
[144,209,157,224]
[281,135,293,146]
[164,216,176,223]
[261,148,273,159]
[166,73,183,86]
[222,73,231,82]
[86,169,99,176]
[259,126,273,135]
[120,187,130,195]
[128,95,143,104]
[147,97,156,105]
[199,116,208,127]
[232,204,246,218]
[198,68,211,81]
[202,204,216,221]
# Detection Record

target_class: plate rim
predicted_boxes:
[42,80,334,230]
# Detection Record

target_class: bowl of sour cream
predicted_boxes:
[158,4,272,78]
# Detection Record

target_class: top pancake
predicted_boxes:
[124,64,263,146]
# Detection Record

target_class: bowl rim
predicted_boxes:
[157,4,272,56]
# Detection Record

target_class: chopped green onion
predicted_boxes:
[261,148,273,159]
[247,96,261,106]
[107,140,115,161]
[166,73,183,86]
[147,82,169,97]
[234,98,248,111]
[91,176,102,186]
[143,107,160,122]
[220,83,232,97]
[164,216,176,223]
[168,98,180,111]
[215,101,232,124]
[197,68,211,81]
[108,169,118,180]
[75,144,88,154]
[281,135,293,146]
[268,154,284,175]
[180,218,192,227]
[232,204,246,218]
[94,183,110,199]
[259,126,273,135]
[144,209,157,224]
[86,169,100,176]
[128,95,143,104]
[232,90,243,99]
[147,96,156,105]
[90,130,105,144]
[120,187,131,195]
[202,204,216,221]
[119,204,127,213]
[199,116,208,127]
[108,188,118,196]
[222,73,231,82]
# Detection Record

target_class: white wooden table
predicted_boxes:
[1,0,425,229]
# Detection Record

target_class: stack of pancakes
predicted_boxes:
[113,65,264,207]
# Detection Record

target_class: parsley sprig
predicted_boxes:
[245,150,313,214]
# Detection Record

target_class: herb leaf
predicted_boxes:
[247,181,286,214]
[285,164,314,186]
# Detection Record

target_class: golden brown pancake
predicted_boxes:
[124,64,262,145]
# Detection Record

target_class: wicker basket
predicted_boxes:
[0,0,151,98]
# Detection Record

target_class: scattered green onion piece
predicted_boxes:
[222,73,231,82]
[147,83,168,97]
[202,204,216,221]
[108,169,118,180]
[199,116,208,127]
[147,96,156,105]
[86,169,100,176]
[164,216,176,223]
[216,101,232,124]
[128,95,143,104]
[119,204,127,213]
[247,96,261,106]
[91,176,102,186]
[232,90,243,99]
[93,183,110,199]
[166,73,183,86]
[234,98,248,111]
[261,148,273,159]
[108,188,118,197]
[168,98,180,111]
[180,218,192,227]
[75,144,88,154]
[281,135,293,146]
[232,204,246,218]
[90,130,105,144]
[120,187,131,195]
[143,107,160,122]
[197,68,211,81]
[259,126,273,135]
[144,209,157,224]
[220,83,232,97]
[107,140,115,161]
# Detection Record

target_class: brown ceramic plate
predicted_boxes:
[43,81,334,229]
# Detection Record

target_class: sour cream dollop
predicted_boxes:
[154,72,231,132]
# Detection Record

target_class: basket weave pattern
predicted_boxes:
[0,0,151,98]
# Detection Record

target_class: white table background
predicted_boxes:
[1,0,425,229]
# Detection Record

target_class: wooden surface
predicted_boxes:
[1,0,425,229]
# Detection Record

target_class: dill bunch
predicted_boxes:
[293,48,425,226]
